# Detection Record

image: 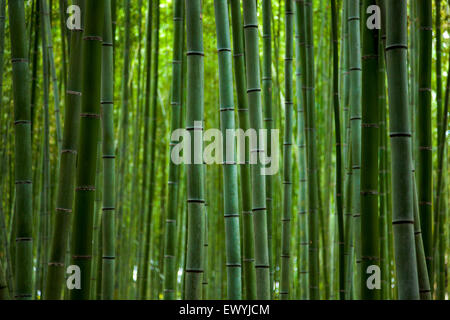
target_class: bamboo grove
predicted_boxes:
[0,0,448,301]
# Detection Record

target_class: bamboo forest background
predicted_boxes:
[0,0,449,301]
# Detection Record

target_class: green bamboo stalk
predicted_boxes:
[40,0,62,150]
[378,38,390,299]
[413,177,431,300]
[330,0,344,300]
[29,0,39,139]
[280,0,294,300]
[303,0,320,299]
[140,0,160,300]
[242,0,270,300]
[294,0,308,300]
[0,260,8,299]
[8,0,33,300]
[45,0,84,300]
[36,22,50,297]
[360,0,380,300]
[385,0,420,300]
[0,158,13,297]
[416,0,433,282]
[0,0,6,115]
[115,0,131,296]
[229,0,256,300]
[136,0,152,298]
[432,0,446,295]
[261,0,274,298]
[163,0,184,300]
[213,0,242,300]
[91,140,103,299]
[101,0,115,300]
[184,0,205,300]
[434,50,450,300]
[347,0,362,299]
[69,0,105,300]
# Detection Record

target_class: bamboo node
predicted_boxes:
[76,185,96,191]
[360,190,378,195]
[361,123,379,128]
[66,90,82,96]
[14,120,31,125]
[187,199,205,204]
[11,58,28,63]
[224,214,240,218]
[61,149,77,155]
[243,24,258,29]
[72,255,92,260]
[186,51,204,56]
[226,264,242,267]
[389,132,411,138]
[185,269,204,273]
[80,113,100,119]
[15,180,32,185]
[83,36,103,41]
[385,44,408,51]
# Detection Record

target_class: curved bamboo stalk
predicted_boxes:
[416,0,433,282]
[330,0,344,300]
[45,0,84,300]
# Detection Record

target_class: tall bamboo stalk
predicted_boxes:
[45,0,84,300]
[416,0,433,281]
[69,0,105,300]
[116,0,131,295]
[261,0,274,298]
[140,0,160,300]
[163,0,184,300]
[385,0,420,300]
[136,0,152,299]
[280,0,294,300]
[294,0,308,300]
[184,0,205,300]
[8,0,33,300]
[40,0,62,150]
[360,0,380,300]
[229,0,256,299]
[242,0,270,300]
[330,0,344,300]
[303,0,320,299]
[101,0,115,300]
[214,0,242,300]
